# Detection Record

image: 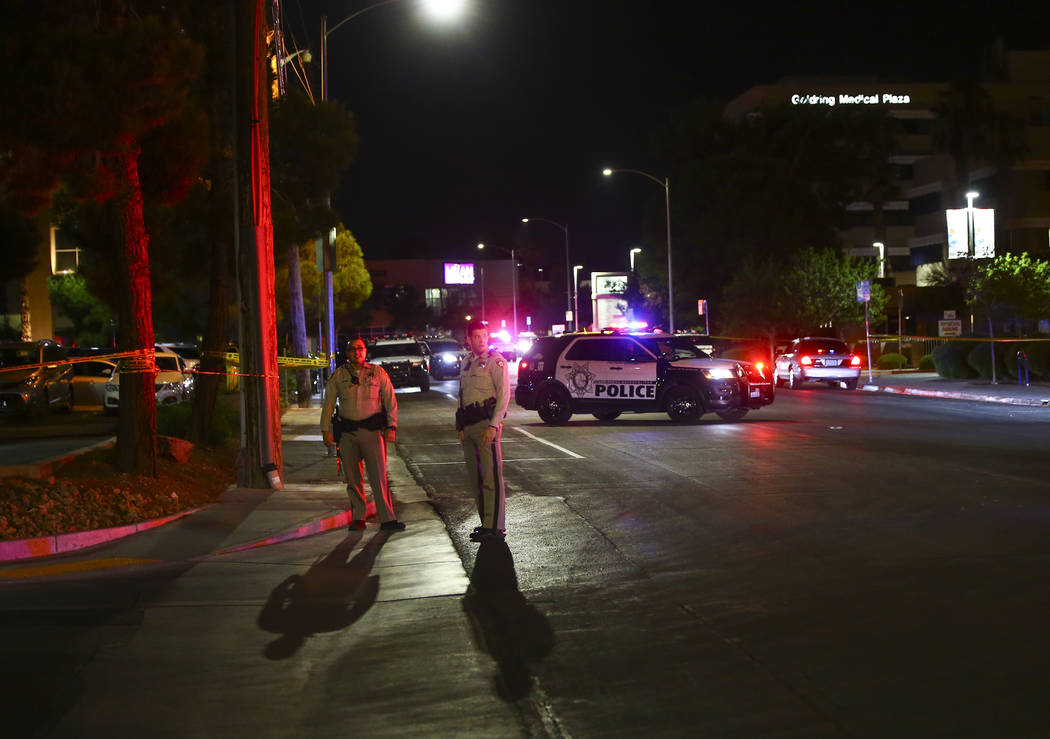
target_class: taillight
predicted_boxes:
[519,360,529,371]
[753,361,765,376]
[850,355,861,367]
[799,355,813,366]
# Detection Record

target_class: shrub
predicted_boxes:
[157,403,192,438]
[918,354,936,371]
[156,398,239,448]
[876,352,907,370]
[931,342,977,378]
[967,342,1010,380]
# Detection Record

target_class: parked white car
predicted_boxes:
[103,351,193,414]
[71,359,117,407]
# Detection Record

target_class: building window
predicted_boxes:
[425,288,447,311]
[50,226,82,275]
[911,191,942,216]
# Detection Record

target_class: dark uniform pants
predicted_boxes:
[461,419,505,530]
[339,428,396,523]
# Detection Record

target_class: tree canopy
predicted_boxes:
[967,252,1050,326]
[721,247,887,338]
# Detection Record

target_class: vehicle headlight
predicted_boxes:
[441,353,456,363]
[702,368,736,380]
[23,375,40,387]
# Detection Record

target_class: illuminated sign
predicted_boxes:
[946,208,995,259]
[443,262,475,285]
[790,93,912,107]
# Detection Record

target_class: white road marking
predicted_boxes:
[291,434,324,441]
[412,457,578,465]
[511,426,584,459]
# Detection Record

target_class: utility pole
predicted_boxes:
[235,0,282,488]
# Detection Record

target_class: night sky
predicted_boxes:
[284,0,1040,273]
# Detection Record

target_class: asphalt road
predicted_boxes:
[404,380,1050,737]
[3,382,1049,737]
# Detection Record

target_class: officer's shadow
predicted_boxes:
[462,539,555,701]
[257,531,390,660]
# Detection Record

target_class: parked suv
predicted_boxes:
[774,337,861,390]
[368,338,431,391]
[515,332,773,424]
[0,340,73,415]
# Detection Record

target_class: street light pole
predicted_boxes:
[573,264,583,330]
[521,217,571,329]
[603,168,673,332]
[629,247,641,272]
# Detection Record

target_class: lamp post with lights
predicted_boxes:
[521,217,572,329]
[629,247,642,272]
[318,0,466,371]
[603,168,674,331]
[573,264,584,330]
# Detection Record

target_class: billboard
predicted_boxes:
[947,208,995,260]
[591,271,628,329]
[443,262,475,285]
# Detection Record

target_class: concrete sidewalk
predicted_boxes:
[860,370,1050,407]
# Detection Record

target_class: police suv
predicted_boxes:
[515,332,773,424]
[367,338,431,391]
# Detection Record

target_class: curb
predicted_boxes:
[861,384,1050,407]
[213,501,376,556]
[0,436,116,479]
[0,506,204,563]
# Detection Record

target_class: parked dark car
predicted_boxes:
[0,340,73,415]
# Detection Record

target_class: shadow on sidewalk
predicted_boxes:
[257,531,390,659]
[462,540,554,701]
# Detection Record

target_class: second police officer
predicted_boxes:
[457,320,511,542]
[321,336,406,532]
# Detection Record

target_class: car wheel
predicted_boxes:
[419,375,431,392]
[787,366,799,389]
[774,369,786,388]
[844,378,858,390]
[666,386,702,423]
[716,407,749,422]
[537,385,573,425]
[592,410,621,422]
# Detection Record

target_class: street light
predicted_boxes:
[629,247,642,271]
[965,191,979,259]
[477,242,517,339]
[521,217,572,329]
[318,0,467,372]
[573,264,584,330]
[603,167,674,332]
[873,241,885,279]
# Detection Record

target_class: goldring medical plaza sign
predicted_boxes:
[790,93,912,107]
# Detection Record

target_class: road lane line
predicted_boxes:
[511,426,584,459]
[413,457,579,465]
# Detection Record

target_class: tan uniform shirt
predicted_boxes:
[321,362,398,435]
[459,348,510,426]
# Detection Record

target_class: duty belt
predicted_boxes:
[456,396,496,430]
[331,411,387,442]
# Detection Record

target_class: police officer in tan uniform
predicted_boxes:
[457,320,511,542]
[322,337,405,532]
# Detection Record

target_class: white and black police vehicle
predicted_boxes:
[515,331,774,424]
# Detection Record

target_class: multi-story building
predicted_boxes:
[724,48,1050,289]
